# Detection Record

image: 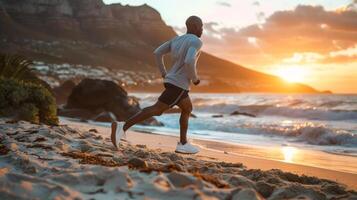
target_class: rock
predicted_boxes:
[0,144,10,155]
[212,114,223,118]
[54,140,68,151]
[232,188,263,200]
[93,112,117,122]
[168,153,182,162]
[153,175,174,190]
[174,163,185,172]
[166,172,202,188]
[66,79,161,125]
[113,156,124,164]
[82,131,96,138]
[266,177,282,185]
[230,111,256,117]
[217,162,243,168]
[136,144,147,149]
[227,175,256,189]
[322,183,347,195]
[128,157,148,169]
[53,80,76,104]
[89,129,98,133]
[134,149,149,158]
[58,108,95,120]
[79,141,93,152]
[24,166,37,174]
[94,135,103,140]
[255,181,275,198]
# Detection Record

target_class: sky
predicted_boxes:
[104,0,357,93]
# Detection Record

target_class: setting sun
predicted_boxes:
[275,67,307,83]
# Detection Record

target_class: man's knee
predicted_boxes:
[181,105,193,115]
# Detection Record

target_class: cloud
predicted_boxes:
[173,26,186,35]
[216,1,231,7]
[204,22,220,34]
[252,1,260,7]
[199,4,357,66]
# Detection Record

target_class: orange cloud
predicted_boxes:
[197,4,357,67]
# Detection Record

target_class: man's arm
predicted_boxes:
[184,40,202,84]
[153,40,171,78]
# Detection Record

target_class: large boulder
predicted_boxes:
[63,78,162,126]
[53,80,76,105]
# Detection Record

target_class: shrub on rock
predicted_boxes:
[0,78,59,125]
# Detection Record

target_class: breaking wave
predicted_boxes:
[245,123,357,147]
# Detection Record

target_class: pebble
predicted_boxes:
[167,171,202,188]
[128,157,148,168]
[227,175,256,189]
[89,129,98,133]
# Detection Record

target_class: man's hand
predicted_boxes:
[193,79,200,85]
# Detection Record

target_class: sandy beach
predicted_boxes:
[65,118,357,190]
[1,118,356,200]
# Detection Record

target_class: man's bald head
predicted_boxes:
[186,16,203,38]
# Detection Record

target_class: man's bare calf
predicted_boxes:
[123,101,169,132]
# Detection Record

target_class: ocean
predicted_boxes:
[129,93,357,173]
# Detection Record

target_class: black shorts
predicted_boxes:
[158,83,189,108]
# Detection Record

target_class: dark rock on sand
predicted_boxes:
[64,79,162,126]
[58,108,95,120]
[128,157,148,169]
[212,114,224,118]
[227,175,256,189]
[93,112,117,122]
[167,172,203,188]
[89,129,98,133]
[53,80,76,104]
[135,144,147,149]
[230,111,256,117]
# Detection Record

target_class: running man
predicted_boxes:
[111,16,203,154]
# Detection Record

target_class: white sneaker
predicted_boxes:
[111,121,125,148]
[175,141,200,154]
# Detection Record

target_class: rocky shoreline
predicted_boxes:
[0,119,356,200]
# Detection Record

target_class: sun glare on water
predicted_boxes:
[275,67,307,83]
[282,146,297,163]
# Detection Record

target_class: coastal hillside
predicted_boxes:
[0,0,319,93]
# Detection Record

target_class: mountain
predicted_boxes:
[0,0,319,93]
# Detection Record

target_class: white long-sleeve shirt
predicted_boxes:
[153,33,202,90]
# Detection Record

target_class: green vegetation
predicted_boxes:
[0,54,58,125]
[0,53,41,83]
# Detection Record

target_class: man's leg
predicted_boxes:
[176,97,193,144]
[123,101,169,132]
